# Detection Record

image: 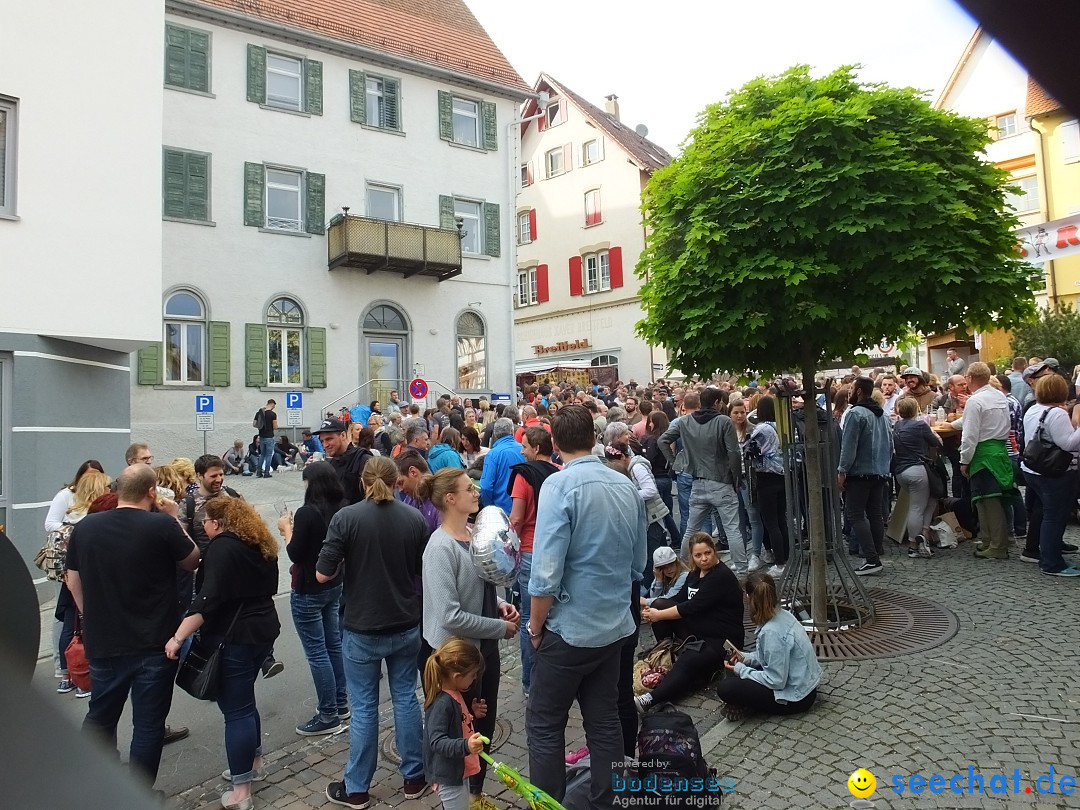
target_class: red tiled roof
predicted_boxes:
[530,74,672,172]
[1026,75,1063,118]
[191,0,529,93]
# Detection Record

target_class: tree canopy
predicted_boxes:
[1010,304,1080,372]
[636,65,1042,377]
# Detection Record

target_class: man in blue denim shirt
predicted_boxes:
[837,377,893,576]
[527,406,647,807]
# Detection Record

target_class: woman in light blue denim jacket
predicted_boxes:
[714,572,822,721]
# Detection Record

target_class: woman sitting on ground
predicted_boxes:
[715,571,822,720]
[635,532,744,712]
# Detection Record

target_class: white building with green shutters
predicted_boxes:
[133,0,530,459]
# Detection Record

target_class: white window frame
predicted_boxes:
[583,250,610,294]
[366,182,402,222]
[266,297,305,387]
[1006,175,1039,214]
[366,75,385,128]
[518,211,532,244]
[452,96,480,147]
[265,167,303,232]
[456,311,487,391]
[0,96,17,218]
[520,163,531,188]
[163,290,207,384]
[517,268,538,307]
[583,138,602,166]
[996,112,1018,139]
[546,100,562,128]
[1061,120,1080,164]
[455,198,483,255]
[266,52,303,111]
[546,147,564,178]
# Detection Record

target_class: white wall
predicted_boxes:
[0,1,162,350]
[514,92,658,381]
[133,13,520,459]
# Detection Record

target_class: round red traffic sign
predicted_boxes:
[409,378,428,399]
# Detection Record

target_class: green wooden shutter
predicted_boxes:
[383,78,400,130]
[304,58,323,115]
[482,101,498,151]
[483,202,500,257]
[208,320,230,387]
[305,172,325,235]
[438,90,453,141]
[439,195,455,230]
[162,148,188,218]
[186,152,209,221]
[164,25,190,88]
[307,327,327,388]
[137,344,162,385]
[245,323,266,387]
[349,70,366,125]
[188,29,210,93]
[246,44,266,104]
[243,162,264,227]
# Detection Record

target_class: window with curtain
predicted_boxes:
[267,297,304,385]
[164,290,206,383]
[456,310,486,390]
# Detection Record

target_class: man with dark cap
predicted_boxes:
[312,418,372,504]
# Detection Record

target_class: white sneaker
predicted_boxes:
[766,564,785,577]
[747,554,763,572]
[761,549,775,565]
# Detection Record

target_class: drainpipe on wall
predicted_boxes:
[1028,116,1058,307]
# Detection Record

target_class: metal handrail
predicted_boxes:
[319,378,473,416]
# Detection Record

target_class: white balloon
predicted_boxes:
[470,506,522,586]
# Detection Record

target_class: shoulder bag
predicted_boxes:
[65,613,91,691]
[1022,409,1073,477]
[175,603,244,702]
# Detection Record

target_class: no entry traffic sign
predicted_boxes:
[409,378,428,399]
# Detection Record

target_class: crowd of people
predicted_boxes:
[46,353,1080,809]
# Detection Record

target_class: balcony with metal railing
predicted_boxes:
[327,211,462,281]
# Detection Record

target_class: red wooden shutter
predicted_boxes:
[527,162,534,185]
[537,264,549,302]
[609,246,623,288]
[569,256,583,296]
[563,143,573,172]
[529,209,538,241]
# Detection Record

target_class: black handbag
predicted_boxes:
[922,455,948,500]
[175,604,243,701]
[1022,409,1073,477]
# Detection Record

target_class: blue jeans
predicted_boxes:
[683,479,745,571]
[83,653,178,785]
[259,437,276,473]
[738,479,765,557]
[1005,457,1028,536]
[516,552,534,691]
[676,472,712,538]
[342,626,424,793]
[1025,472,1072,572]
[216,640,274,785]
[292,586,347,722]
[654,475,682,547]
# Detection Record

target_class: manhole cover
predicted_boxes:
[381,717,512,765]
[763,588,958,661]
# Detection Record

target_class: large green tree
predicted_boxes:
[1010,304,1080,372]
[638,66,1040,625]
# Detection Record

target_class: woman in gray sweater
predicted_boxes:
[420,468,519,810]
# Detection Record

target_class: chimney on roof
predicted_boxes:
[605,94,620,122]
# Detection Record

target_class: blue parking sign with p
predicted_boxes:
[286,391,303,409]
[196,395,214,413]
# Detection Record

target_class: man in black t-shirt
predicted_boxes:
[312,418,372,504]
[65,464,200,786]
[254,398,278,478]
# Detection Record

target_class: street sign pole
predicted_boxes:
[195,396,215,457]
[286,392,303,447]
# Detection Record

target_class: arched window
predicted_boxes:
[266,297,304,385]
[164,290,206,383]
[363,305,408,332]
[591,354,619,367]
[456,311,486,390]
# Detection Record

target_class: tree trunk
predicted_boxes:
[800,342,829,629]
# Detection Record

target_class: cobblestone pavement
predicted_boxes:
[158,474,1080,810]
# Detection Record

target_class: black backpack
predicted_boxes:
[633,703,722,807]
[253,408,266,430]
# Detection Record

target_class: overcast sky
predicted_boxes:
[465,0,983,154]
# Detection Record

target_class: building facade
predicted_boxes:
[513,75,672,388]
[135,0,529,460]
[0,1,164,564]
